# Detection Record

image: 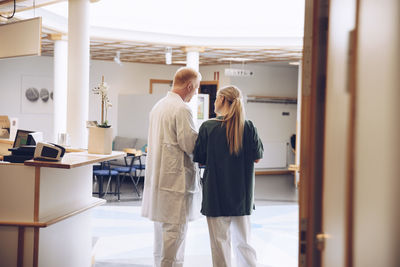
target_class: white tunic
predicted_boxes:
[141,91,202,224]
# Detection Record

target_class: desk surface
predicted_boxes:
[24,151,126,169]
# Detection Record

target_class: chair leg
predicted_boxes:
[129,175,141,198]
[93,174,97,192]
[99,176,104,198]
[117,175,121,201]
[104,175,112,197]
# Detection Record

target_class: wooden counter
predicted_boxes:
[0,151,125,267]
[24,150,125,169]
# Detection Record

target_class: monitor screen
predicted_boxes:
[13,129,34,148]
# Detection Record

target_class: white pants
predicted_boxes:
[207,216,257,267]
[154,221,188,267]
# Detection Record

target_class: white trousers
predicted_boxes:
[154,221,188,267]
[207,216,257,267]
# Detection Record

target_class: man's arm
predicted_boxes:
[176,106,198,155]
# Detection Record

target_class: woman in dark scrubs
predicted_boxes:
[193,85,263,267]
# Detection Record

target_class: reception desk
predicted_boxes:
[0,151,125,267]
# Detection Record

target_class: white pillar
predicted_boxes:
[185,47,200,129]
[186,50,199,72]
[52,35,68,143]
[67,0,90,148]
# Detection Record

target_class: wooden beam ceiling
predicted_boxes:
[42,36,302,65]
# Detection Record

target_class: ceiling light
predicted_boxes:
[165,47,172,65]
[113,51,122,66]
[173,60,187,65]
[219,57,253,62]
[289,61,300,65]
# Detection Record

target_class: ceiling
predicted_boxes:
[41,37,302,65]
[2,0,303,65]
[0,0,62,13]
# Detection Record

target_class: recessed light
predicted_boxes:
[218,58,253,62]
[172,61,187,65]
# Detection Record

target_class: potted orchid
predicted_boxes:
[88,76,113,154]
[92,76,112,128]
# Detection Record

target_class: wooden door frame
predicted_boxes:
[199,80,219,90]
[345,1,360,266]
[298,0,329,266]
[149,79,172,94]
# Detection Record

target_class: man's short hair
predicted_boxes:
[173,67,202,88]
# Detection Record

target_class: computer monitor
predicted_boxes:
[13,129,34,148]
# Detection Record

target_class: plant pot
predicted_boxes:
[88,126,113,154]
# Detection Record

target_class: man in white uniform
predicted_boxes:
[141,67,202,267]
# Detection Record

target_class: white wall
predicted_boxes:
[198,63,298,98]
[230,63,298,97]
[0,56,54,141]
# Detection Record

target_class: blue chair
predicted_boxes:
[126,153,146,185]
[133,155,146,174]
[113,155,140,198]
[93,161,120,199]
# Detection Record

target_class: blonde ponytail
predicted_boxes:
[218,86,245,155]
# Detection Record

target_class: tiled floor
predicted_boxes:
[91,180,298,267]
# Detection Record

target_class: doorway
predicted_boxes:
[199,81,219,119]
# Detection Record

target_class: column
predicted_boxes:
[185,47,202,130]
[51,34,68,143]
[67,0,90,148]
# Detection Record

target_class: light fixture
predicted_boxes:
[219,57,253,62]
[289,61,300,65]
[173,60,187,65]
[113,51,122,66]
[165,47,172,65]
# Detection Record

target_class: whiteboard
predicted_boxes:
[118,93,210,139]
[118,94,164,140]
